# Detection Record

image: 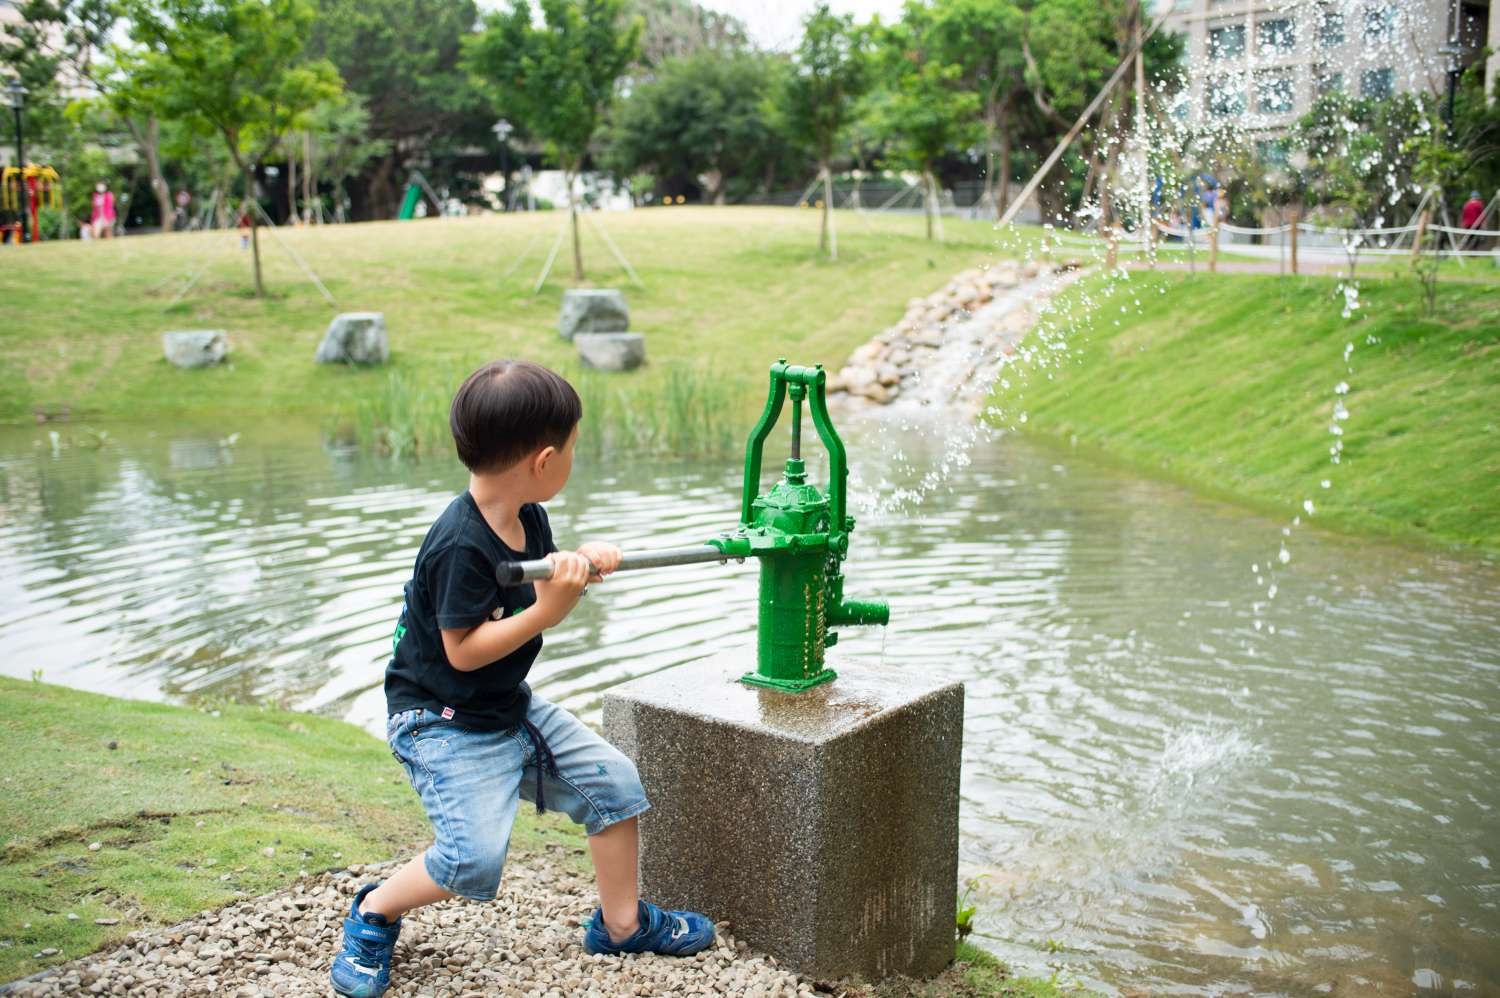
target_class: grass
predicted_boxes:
[992,269,1500,550]
[0,207,1042,456]
[0,676,584,984]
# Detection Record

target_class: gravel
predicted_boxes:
[5,858,822,997]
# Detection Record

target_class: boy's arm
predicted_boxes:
[440,551,592,672]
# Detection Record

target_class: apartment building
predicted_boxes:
[1157,0,1496,140]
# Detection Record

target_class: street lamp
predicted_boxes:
[492,118,513,212]
[7,78,28,244]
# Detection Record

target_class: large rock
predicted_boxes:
[575,332,645,372]
[162,330,228,368]
[559,289,629,341]
[315,312,388,365]
[604,657,964,981]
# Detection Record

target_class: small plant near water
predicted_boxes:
[342,363,759,462]
[956,873,988,941]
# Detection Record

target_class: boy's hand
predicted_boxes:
[576,541,623,582]
[534,551,591,628]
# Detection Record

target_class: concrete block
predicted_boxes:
[559,288,629,340]
[604,657,964,981]
[575,332,646,372]
[315,312,388,364]
[162,330,228,368]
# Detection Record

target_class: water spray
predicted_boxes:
[497,359,890,693]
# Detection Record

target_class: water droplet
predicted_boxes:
[1303,500,1315,516]
[1278,546,1291,565]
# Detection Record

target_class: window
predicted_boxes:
[1257,18,1296,56]
[1315,67,1344,95]
[1256,138,1291,170]
[1363,3,1395,44]
[1207,76,1247,114]
[1360,66,1394,98]
[1256,69,1296,113]
[1317,8,1345,47]
[1208,24,1246,60]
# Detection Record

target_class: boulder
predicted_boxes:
[162,330,228,369]
[575,332,646,372]
[315,312,388,365]
[559,289,629,340]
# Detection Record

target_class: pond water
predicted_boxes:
[1,419,1496,995]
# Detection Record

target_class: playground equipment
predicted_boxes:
[2,164,60,242]
[499,359,889,692]
[397,170,445,220]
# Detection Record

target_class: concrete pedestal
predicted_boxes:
[603,658,964,982]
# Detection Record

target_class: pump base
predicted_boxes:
[604,656,964,982]
[738,667,836,693]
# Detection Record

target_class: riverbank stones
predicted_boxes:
[161,330,228,368]
[314,312,388,365]
[605,657,965,981]
[575,332,646,372]
[559,289,629,341]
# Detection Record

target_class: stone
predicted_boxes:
[161,330,228,369]
[604,657,964,982]
[314,312,388,365]
[559,289,629,341]
[575,332,645,372]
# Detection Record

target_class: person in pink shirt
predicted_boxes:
[90,182,116,239]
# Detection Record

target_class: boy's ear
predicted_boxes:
[532,444,557,476]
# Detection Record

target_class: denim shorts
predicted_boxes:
[386,692,651,901]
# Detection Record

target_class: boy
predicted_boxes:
[331,360,715,998]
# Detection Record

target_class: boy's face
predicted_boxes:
[532,424,578,500]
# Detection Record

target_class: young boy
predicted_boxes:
[331,360,715,998]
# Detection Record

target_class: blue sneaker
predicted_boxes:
[330,883,401,997]
[583,899,716,956]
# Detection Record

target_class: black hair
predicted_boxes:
[449,360,582,472]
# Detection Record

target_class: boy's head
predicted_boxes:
[450,361,582,484]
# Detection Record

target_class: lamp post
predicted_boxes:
[1439,40,1461,141]
[492,118,513,212]
[7,79,28,244]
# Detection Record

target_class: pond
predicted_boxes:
[1,418,1495,995]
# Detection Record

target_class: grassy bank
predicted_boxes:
[0,677,581,984]
[993,271,1500,550]
[0,208,1044,456]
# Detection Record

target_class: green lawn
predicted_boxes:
[0,207,1035,432]
[994,270,1500,550]
[0,676,582,984]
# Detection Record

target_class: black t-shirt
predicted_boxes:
[384,492,558,730]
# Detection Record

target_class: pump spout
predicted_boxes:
[827,599,889,628]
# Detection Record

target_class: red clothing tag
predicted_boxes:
[441,706,455,720]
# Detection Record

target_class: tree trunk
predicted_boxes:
[244,164,265,297]
[818,160,830,255]
[924,168,935,241]
[568,168,585,283]
[130,117,175,233]
[983,105,1000,216]
[287,143,298,224]
[996,127,1012,220]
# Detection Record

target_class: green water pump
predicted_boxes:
[496,360,890,693]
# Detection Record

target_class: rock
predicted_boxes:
[857,381,897,404]
[876,364,900,387]
[558,289,629,341]
[1021,260,1040,278]
[993,269,1020,289]
[161,330,228,369]
[849,342,885,366]
[840,366,875,391]
[574,333,646,373]
[314,312,388,365]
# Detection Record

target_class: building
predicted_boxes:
[1157,0,1496,142]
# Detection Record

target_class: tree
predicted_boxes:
[868,6,980,240]
[465,0,642,284]
[306,0,492,220]
[124,0,342,295]
[771,3,871,257]
[922,0,1025,217]
[606,50,781,204]
[629,0,748,67]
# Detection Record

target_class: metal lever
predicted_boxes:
[495,544,737,586]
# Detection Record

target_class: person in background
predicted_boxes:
[1461,191,1488,251]
[90,182,116,239]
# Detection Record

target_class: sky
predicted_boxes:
[692,0,903,51]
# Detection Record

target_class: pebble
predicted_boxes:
[7,858,823,997]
